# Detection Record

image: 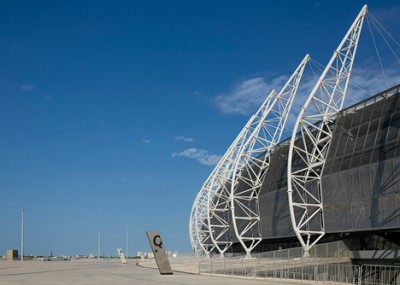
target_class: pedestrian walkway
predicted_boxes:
[0,260,295,285]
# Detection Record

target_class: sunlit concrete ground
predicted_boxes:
[0,259,296,285]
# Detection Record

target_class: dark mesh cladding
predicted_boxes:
[250,83,400,241]
[322,84,400,233]
[258,142,294,238]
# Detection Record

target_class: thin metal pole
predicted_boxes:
[98,232,100,259]
[21,208,25,261]
[126,225,129,261]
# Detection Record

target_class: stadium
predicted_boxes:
[189,4,400,265]
[241,83,400,254]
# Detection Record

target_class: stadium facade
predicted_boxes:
[189,5,400,258]
[251,83,400,252]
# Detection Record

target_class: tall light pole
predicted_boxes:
[21,208,25,261]
[97,231,101,259]
[126,225,129,260]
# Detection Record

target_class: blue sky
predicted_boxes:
[0,0,399,257]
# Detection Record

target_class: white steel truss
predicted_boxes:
[189,90,276,256]
[189,137,244,256]
[190,151,234,256]
[189,191,210,255]
[287,5,367,257]
[230,54,310,257]
[207,90,276,257]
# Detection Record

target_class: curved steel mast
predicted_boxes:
[189,90,276,256]
[190,146,239,256]
[189,191,210,255]
[189,129,249,256]
[207,90,276,257]
[287,5,367,257]
[230,54,310,257]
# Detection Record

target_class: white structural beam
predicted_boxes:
[230,54,310,257]
[287,5,367,257]
[189,90,275,256]
[207,90,276,257]
[189,192,210,255]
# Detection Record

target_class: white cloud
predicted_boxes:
[42,93,52,100]
[212,62,397,117]
[214,60,399,141]
[212,25,400,133]
[190,90,202,97]
[21,84,36,92]
[142,138,150,144]
[345,64,400,107]
[174,136,194,143]
[214,76,287,115]
[171,148,221,166]
[282,62,400,137]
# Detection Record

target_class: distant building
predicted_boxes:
[6,250,18,261]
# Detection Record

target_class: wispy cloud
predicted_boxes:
[213,58,399,141]
[283,73,319,135]
[174,136,194,143]
[282,62,400,138]
[142,138,150,144]
[42,93,52,100]
[212,12,400,135]
[171,148,221,166]
[345,64,400,107]
[20,84,53,100]
[214,76,287,115]
[190,90,203,98]
[21,84,36,92]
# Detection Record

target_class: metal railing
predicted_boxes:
[360,265,400,285]
[198,242,400,285]
[200,258,359,283]
[259,264,360,283]
[256,240,350,259]
[219,240,350,260]
[200,261,400,285]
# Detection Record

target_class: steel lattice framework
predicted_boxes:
[189,147,234,255]
[287,5,367,257]
[189,191,211,255]
[230,54,310,257]
[207,90,277,257]
[189,90,276,256]
[208,90,279,257]
[189,129,249,256]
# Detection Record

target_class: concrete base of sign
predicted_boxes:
[146,230,173,275]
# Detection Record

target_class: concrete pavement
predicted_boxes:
[0,259,295,285]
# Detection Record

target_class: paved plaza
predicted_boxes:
[0,259,295,285]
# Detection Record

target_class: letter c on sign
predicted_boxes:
[153,235,163,248]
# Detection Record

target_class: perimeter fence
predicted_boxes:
[255,240,350,259]
[198,242,400,284]
[200,258,359,283]
[200,260,400,284]
[360,265,400,285]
